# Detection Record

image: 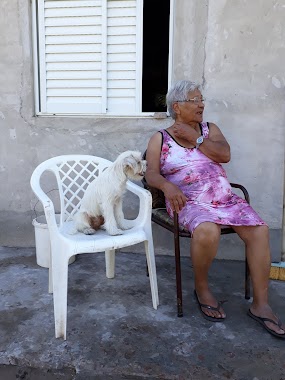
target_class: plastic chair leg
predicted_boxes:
[105,249,115,278]
[48,251,53,293]
[144,239,159,309]
[48,265,53,294]
[52,253,69,339]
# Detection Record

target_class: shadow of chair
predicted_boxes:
[142,152,250,317]
[30,155,159,339]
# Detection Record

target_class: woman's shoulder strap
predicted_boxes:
[158,130,165,151]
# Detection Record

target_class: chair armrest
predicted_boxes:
[30,173,57,230]
[230,182,250,204]
[126,180,152,226]
[141,177,166,209]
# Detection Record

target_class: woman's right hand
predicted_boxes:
[161,182,187,213]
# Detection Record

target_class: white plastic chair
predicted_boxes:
[30,155,159,339]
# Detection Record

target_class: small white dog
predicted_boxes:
[74,150,147,236]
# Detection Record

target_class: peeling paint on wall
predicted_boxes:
[79,139,87,146]
[9,129,17,139]
[71,130,91,136]
[272,76,282,89]
[29,131,39,136]
[223,29,229,39]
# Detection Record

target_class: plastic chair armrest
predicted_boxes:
[126,180,152,225]
[31,185,57,229]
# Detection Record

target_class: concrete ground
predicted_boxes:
[0,246,285,380]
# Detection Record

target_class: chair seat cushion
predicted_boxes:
[152,208,189,233]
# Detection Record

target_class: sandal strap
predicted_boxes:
[199,301,222,312]
[254,315,282,328]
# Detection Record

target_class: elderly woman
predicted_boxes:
[145,79,285,338]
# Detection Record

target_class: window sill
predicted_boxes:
[35,112,169,119]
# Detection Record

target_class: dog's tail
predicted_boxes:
[69,211,98,235]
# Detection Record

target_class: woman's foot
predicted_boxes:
[194,289,226,321]
[249,304,285,337]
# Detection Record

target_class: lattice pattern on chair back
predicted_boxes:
[56,158,110,222]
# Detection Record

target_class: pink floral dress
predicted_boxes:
[160,123,266,234]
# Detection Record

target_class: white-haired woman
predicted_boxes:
[145,80,285,338]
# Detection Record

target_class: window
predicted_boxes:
[32,0,173,116]
[142,0,170,113]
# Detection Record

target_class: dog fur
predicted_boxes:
[74,150,146,236]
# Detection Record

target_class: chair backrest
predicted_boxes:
[142,150,166,209]
[31,155,112,225]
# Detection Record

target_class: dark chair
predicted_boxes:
[142,151,251,317]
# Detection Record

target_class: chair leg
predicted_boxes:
[145,259,149,277]
[51,250,69,340]
[245,256,251,299]
[174,212,183,317]
[144,237,159,309]
[48,248,53,293]
[48,265,53,294]
[105,249,115,278]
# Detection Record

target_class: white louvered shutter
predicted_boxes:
[106,0,142,114]
[37,0,142,115]
[38,0,107,114]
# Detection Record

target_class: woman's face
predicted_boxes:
[174,89,205,124]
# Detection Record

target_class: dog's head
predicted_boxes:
[116,150,147,181]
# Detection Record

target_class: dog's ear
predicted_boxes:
[123,156,137,170]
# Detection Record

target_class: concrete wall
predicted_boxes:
[0,0,284,261]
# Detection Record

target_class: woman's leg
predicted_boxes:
[232,225,285,335]
[191,222,226,319]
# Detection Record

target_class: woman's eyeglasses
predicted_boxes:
[175,97,205,104]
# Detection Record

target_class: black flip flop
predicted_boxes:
[247,309,285,339]
[194,290,226,322]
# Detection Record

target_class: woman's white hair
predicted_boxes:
[166,80,201,120]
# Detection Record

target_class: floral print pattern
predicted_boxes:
[160,123,266,234]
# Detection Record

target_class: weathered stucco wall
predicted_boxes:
[203,0,285,228]
[171,0,285,259]
[0,0,284,260]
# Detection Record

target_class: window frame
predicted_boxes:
[31,0,175,117]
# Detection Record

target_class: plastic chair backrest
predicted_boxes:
[142,150,166,209]
[33,155,112,225]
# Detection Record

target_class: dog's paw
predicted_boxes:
[119,221,134,230]
[107,228,124,236]
[83,228,96,235]
[68,227,78,235]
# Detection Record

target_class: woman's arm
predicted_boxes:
[173,122,231,163]
[145,132,187,213]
